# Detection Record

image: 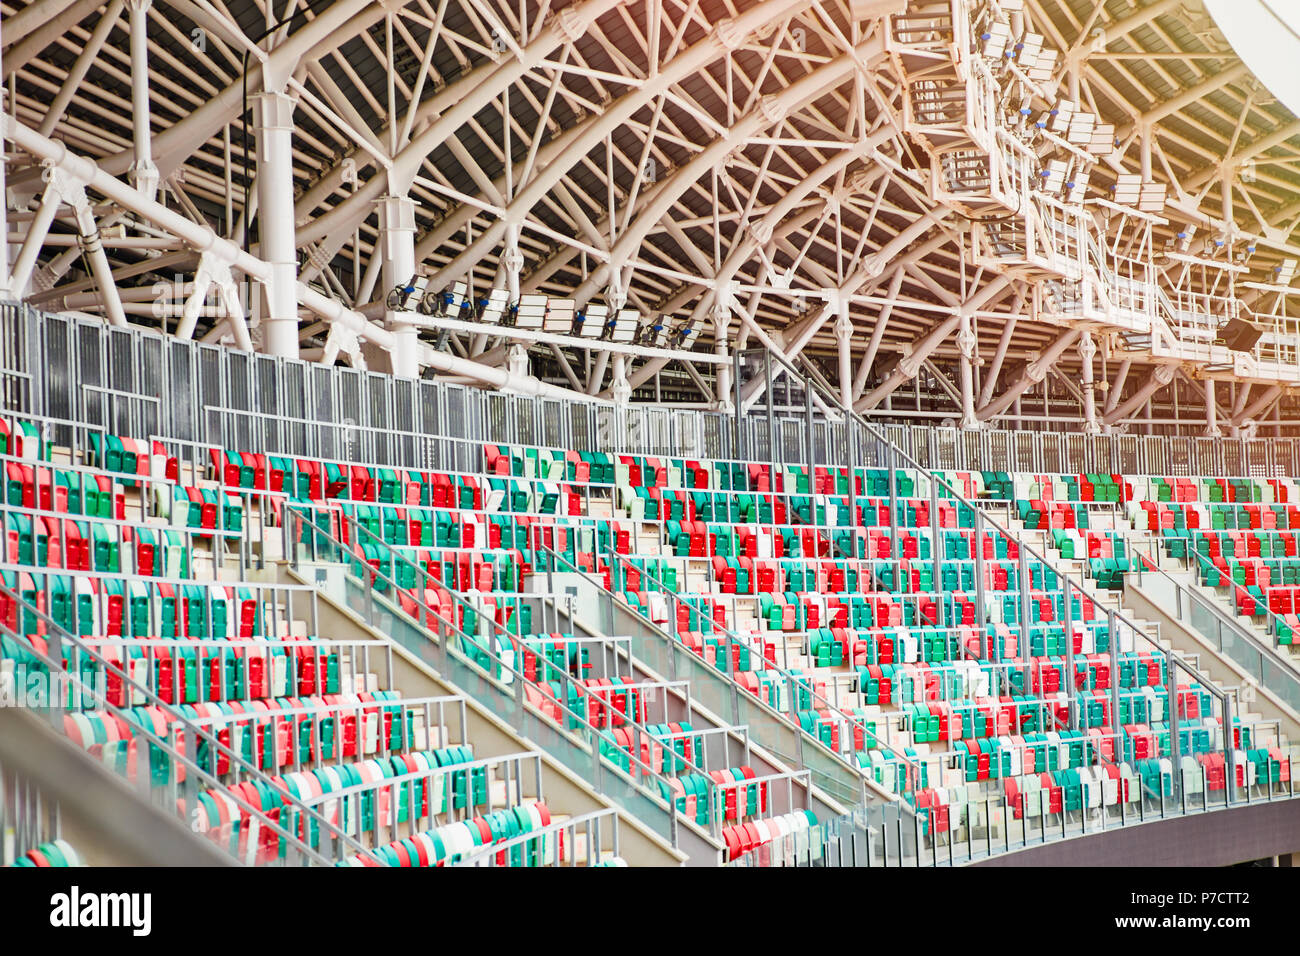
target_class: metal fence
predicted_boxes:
[4,301,1298,477]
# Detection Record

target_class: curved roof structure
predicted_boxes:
[4,0,1300,434]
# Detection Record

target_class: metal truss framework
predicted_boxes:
[4,0,1300,437]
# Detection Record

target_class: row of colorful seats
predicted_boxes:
[721,809,818,862]
[1,571,273,640]
[343,801,557,867]
[42,425,1242,823]
[4,458,124,517]
[2,509,194,577]
[9,839,84,867]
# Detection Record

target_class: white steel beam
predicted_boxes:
[253,89,300,358]
[295,0,627,249]
[976,329,1082,423]
[1103,365,1177,426]
[126,0,159,203]
[857,276,1013,412]
[378,194,420,377]
[421,0,823,294]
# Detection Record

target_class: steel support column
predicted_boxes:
[378,194,420,378]
[1103,365,1176,426]
[254,90,300,359]
[713,303,734,414]
[1079,332,1100,434]
[611,353,631,405]
[126,0,159,203]
[1205,378,1222,437]
[976,329,1081,423]
[957,311,979,429]
[11,178,61,297]
[1240,385,1283,425]
[1105,360,1131,414]
[835,296,854,409]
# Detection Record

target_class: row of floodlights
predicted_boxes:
[386,278,700,348]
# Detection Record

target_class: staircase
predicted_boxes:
[277,506,828,865]
[1010,508,1300,785]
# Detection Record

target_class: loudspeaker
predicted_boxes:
[1220,317,1262,352]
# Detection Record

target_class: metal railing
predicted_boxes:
[6,303,1300,483]
[0,753,64,866]
[734,754,1300,867]
[536,537,916,807]
[1128,544,1300,717]
[0,583,379,865]
[280,506,796,861]
[449,807,623,868]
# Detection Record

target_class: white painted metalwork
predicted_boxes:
[1,0,1299,428]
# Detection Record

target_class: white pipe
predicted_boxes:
[18,234,178,249]
[1079,333,1099,433]
[1105,359,1131,413]
[1103,366,1176,426]
[254,90,299,358]
[38,0,127,138]
[379,194,419,378]
[958,313,977,428]
[4,0,104,75]
[127,0,158,202]
[11,183,59,296]
[0,12,6,296]
[3,0,82,46]
[1241,384,1283,422]
[1205,378,1221,436]
[854,267,905,400]
[980,312,1018,407]
[70,201,128,326]
[835,303,853,409]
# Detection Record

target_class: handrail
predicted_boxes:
[773,350,1245,805]
[448,807,623,868]
[283,505,763,852]
[540,536,1225,787]
[749,759,1300,868]
[784,348,1234,699]
[0,583,378,865]
[300,750,546,849]
[539,537,922,800]
[1182,536,1300,653]
[1128,539,1300,709]
[1136,539,1296,664]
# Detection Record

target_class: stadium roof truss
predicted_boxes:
[4,0,1300,435]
